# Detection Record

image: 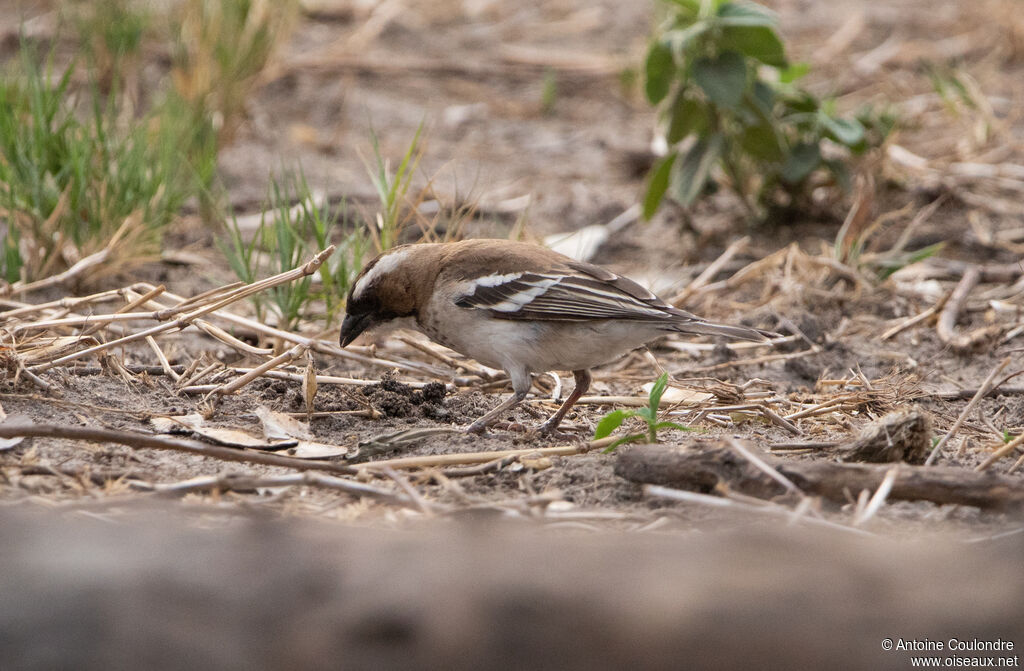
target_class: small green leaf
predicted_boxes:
[739,123,782,161]
[643,153,677,220]
[644,41,675,104]
[666,92,708,144]
[635,407,656,423]
[780,142,821,184]
[665,0,702,18]
[602,433,648,454]
[719,25,786,67]
[779,62,809,83]
[653,421,692,433]
[693,52,748,109]
[749,81,775,117]
[671,133,723,205]
[820,115,865,146]
[649,372,670,414]
[664,21,711,61]
[823,158,852,192]
[594,410,628,440]
[717,1,777,27]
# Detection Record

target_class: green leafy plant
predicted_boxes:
[221,170,368,332]
[594,373,691,452]
[0,42,198,286]
[363,124,425,252]
[641,0,893,222]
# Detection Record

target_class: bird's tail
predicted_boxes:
[673,319,778,342]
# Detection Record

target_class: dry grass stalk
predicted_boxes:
[356,437,617,472]
[0,418,357,475]
[976,431,1024,472]
[213,342,309,396]
[146,471,426,511]
[25,246,334,372]
[925,356,1012,466]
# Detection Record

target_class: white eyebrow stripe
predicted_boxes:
[351,246,415,300]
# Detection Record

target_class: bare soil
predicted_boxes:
[2,0,1024,539]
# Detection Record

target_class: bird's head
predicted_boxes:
[340,245,426,347]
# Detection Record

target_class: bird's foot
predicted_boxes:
[532,419,578,441]
[465,421,488,435]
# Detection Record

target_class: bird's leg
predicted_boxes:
[538,369,591,434]
[466,390,528,434]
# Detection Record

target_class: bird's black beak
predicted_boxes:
[339,312,373,347]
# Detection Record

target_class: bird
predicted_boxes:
[339,239,774,435]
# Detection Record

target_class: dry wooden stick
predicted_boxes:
[133,283,457,382]
[357,437,617,472]
[0,288,125,320]
[4,248,110,296]
[618,443,1024,509]
[146,471,423,509]
[29,247,334,372]
[880,289,952,340]
[214,343,308,395]
[975,432,1024,472]
[662,334,797,354]
[687,347,821,373]
[726,437,802,496]
[671,236,750,305]
[0,420,358,475]
[925,356,1012,465]
[395,335,502,381]
[81,284,166,338]
[144,336,179,381]
[936,266,1001,350]
[852,466,898,526]
[642,484,871,536]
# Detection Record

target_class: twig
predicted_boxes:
[688,348,821,373]
[147,471,422,509]
[726,437,802,497]
[642,484,871,536]
[769,441,840,451]
[671,236,750,305]
[936,267,1000,350]
[880,289,952,341]
[0,420,357,475]
[213,343,309,395]
[925,356,1012,465]
[29,247,335,372]
[380,466,433,515]
[81,284,166,338]
[760,406,802,435]
[4,248,110,296]
[852,466,899,526]
[975,432,1024,472]
[357,437,616,471]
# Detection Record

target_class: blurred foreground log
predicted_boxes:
[616,443,1024,509]
[1,509,1022,671]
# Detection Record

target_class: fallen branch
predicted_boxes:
[616,442,1024,509]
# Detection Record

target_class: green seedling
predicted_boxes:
[221,169,367,332]
[594,373,692,452]
[363,123,425,252]
[641,0,894,223]
[0,40,197,285]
